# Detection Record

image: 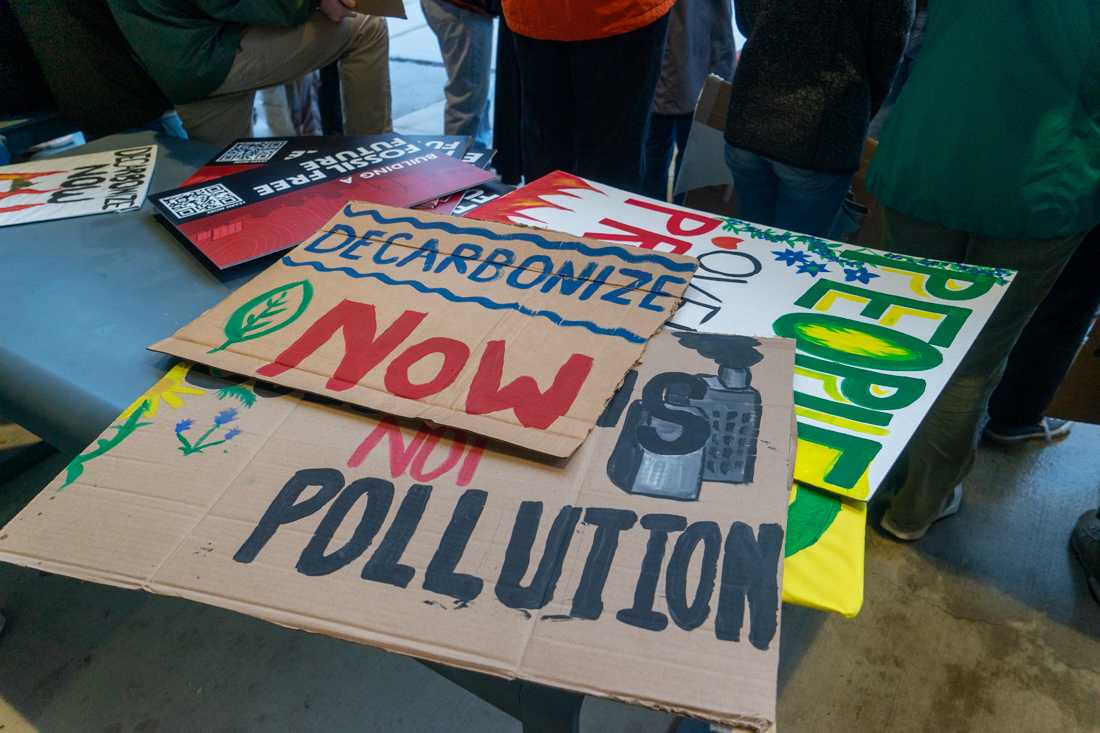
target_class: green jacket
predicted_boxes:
[106,0,313,104]
[868,1,1100,239]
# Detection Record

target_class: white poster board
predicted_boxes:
[469,172,1015,500]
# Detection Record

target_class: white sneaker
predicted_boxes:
[881,484,963,542]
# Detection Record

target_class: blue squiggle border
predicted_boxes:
[340,204,696,273]
[281,256,646,344]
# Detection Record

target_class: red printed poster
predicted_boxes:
[152,146,496,269]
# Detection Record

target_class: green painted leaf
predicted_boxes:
[209,280,313,353]
[785,483,841,557]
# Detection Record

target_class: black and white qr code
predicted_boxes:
[159,183,245,219]
[215,140,288,164]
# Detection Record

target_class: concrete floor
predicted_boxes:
[2,421,1098,732]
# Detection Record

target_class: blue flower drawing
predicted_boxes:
[176,408,243,456]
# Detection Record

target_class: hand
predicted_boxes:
[319,0,356,22]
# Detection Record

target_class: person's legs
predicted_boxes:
[771,161,854,238]
[512,33,575,182]
[568,13,669,193]
[724,145,780,227]
[986,225,1100,434]
[177,12,390,145]
[175,90,256,146]
[285,71,323,135]
[335,14,391,135]
[422,0,493,147]
[670,112,692,182]
[642,112,676,200]
[883,210,1085,536]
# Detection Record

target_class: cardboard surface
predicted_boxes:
[467,172,1014,500]
[1047,321,1100,425]
[1,333,794,729]
[151,204,697,457]
[152,138,495,269]
[0,145,156,226]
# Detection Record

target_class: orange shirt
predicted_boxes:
[502,0,675,41]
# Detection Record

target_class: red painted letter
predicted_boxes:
[256,300,426,391]
[346,418,427,475]
[465,340,594,429]
[624,197,722,236]
[410,428,467,482]
[586,218,693,255]
[384,337,470,399]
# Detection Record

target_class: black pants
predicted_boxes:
[987,225,1100,427]
[511,13,670,194]
[642,111,692,201]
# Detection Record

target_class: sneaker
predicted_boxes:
[1070,510,1100,605]
[880,484,963,542]
[983,417,1072,445]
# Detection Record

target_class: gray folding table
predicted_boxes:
[0,130,586,733]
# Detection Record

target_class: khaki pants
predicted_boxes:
[177,12,391,146]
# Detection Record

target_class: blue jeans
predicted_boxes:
[642,111,693,202]
[724,144,852,238]
[422,0,493,147]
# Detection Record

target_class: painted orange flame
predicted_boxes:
[0,170,62,181]
[483,170,603,224]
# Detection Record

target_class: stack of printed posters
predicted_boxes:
[152,134,497,269]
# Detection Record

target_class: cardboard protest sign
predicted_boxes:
[152,145,495,270]
[152,204,697,457]
[468,172,1015,500]
[181,134,473,187]
[0,145,156,227]
[0,332,794,729]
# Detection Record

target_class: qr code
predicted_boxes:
[159,183,245,219]
[215,140,287,164]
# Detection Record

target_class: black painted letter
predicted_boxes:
[234,468,345,563]
[616,513,686,631]
[361,484,432,587]
[570,508,637,620]
[665,521,720,631]
[423,489,488,602]
[296,477,394,576]
[496,502,582,609]
[715,522,783,649]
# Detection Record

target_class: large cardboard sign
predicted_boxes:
[0,332,794,730]
[152,204,697,457]
[468,172,1014,500]
[152,142,495,269]
[0,145,156,227]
